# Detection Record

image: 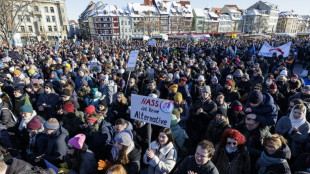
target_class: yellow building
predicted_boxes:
[276,11,299,34]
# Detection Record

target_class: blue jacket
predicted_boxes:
[244,93,278,126]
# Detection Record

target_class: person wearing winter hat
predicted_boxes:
[143,127,178,174]
[65,134,97,174]
[168,84,178,93]
[75,68,94,90]
[96,99,108,117]
[26,117,44,162]
[62,102,83,138]
[191,75,206,104]
[223,79,240,105]
[244,90,278,126]
[268,82,287,117]
[204,108,230,146]
[55,88,80,117]
[36,118,69,166]
[37,82,60,120]
[13,70,21,77]
[173,92,189,129]
[85,105,96,115]
[227,100,245,128]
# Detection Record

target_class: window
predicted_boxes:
[50,7,54,13]
[18,15,22,20]
[113,23,118,27]
[52,16,56,22]
[21,26,25,32]
[40,26,43,32]
[48,26,52,31]
[125,29,127,32]
[54,26,57,31]
[46,16,50,22]
[34,6,39,12]
[125,21,127,25]
[44,6,48,13]
[26,15,31,22]
[121,21,123,25]
[28,26,33,32]
[35,15,41,21]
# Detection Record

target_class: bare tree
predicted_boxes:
[135,11,159,37]
[0,0,33,48]
[245,15,269,34]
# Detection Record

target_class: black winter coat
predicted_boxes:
[0,102,16,128]
[173,156,219,174]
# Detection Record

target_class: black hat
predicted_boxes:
[62,89,71,96]
[14,84,24,94]
[216,108,227,117]
[0,77,4,84]
[44,82,53,89]
[248,91,263,104]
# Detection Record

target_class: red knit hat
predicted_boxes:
[233,105,243,111]
[291,74,298,79]
[63,102,74,113]
[269,82,277,89]
[225,79,233,87]
[27,118,41,130]
[85,105,95,114]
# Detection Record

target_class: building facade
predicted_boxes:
[276,11,299,33]
[221,5,244,32]
[14,0,69,43]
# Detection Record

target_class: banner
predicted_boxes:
[130,94,174,128]
[258,41,291,57]
[148,39,156,46]
[126,50,139,72]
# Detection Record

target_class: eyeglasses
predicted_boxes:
[227,142,237,146]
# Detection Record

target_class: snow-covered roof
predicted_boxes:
[279,12,299,18]
[95,4,119,16]
[193,8,205,17]
[209,12,219,18]
[127,2,160,17]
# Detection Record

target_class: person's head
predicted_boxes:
[114,130,134,164]
[78,68,86,77]
[290,104,306,120]
[302,85,310,95]
[195,140,215,165]
[44,83,53,94]
[197,75,205,86]
[168,84,178,93]
[67,134,86,155]
[245,113,259,130]
[106,164,127,174]
[174,92,183,105]
[264,134,287,155]
[211,76,218,85]
[63,102,75,114]
[128,78,135,87]
[44,118,60,135]
[231,100,243,114]
[290,74,298,82]
[157,127,174,147]
[215,92,225,105]
[220,128,246,151]
[27,118,42,134]
[13,85,24,98]
[116,92,127,104]
[115,118,128,134]
[148,80,156,90]
[98,99,107,111]
[242,73,249,82]
[248,90,263,107]
[178,77,187,86]
[252,83,262,91]
[224,80,233,91]
[20,104,34,119]
[61,89,71,101]
[268,82,277,94]
[0,161,7,174]
[201,85,211,99]
[215,108,227,123]
[288,99,304,113]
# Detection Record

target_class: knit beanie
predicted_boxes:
[62,89,71,96]
[174,92,183,102]
[99,99,107,107]
[44,118,60,130]
[14,84,24,94]
[198,75,205,82]
[20,104,33,113]
[68,134,86,150]
[291,74,298,79]
[44,82,53,90]
[27,118,41,130]
[13,70,21,76]
[201,85,211,94]
[225,79,233,87]
[211,76,218,83]
[63,102,74,113]
[179,77,187,85]
[114,130,133,146]
[169,84,178,93]
[216,108,227,117]
[269,82,277,90]
[28,69,35,76]
[242,73,249,80]
[248,91,263,104]
[85,105,96,114]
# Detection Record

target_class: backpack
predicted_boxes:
[0,108,18,125]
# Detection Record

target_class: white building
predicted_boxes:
[218,14,233,33]
[16,0,68,42]
[221,5,244,32]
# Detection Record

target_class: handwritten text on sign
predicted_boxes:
[130,94,173,128]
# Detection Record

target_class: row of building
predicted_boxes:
[79,0,310,40]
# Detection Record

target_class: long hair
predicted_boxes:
[115,92,127,105]
[156,127,175,146]
[105,164,127,174]
[117,145,129,165]
[220,128,246,149]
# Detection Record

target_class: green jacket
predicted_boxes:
[14,93,32,120]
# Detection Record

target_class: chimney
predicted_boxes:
[144,0,154,5]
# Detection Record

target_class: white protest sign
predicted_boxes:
[130,94,174,128]
[258,41,292,58]
[87,61,102,73]
[149,39,156,46]
[75,41,80,46]
[126,50,139,72]
[12,33,23,47]
[55,42,60,52]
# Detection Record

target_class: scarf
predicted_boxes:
[225,145,238,153]
[18,115,34,131]
[289,105,307,128]
[111,142,134,162]
[257,152,287,174]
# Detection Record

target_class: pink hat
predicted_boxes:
[68,134,86,150]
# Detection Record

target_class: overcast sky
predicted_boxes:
[66,0,310,21]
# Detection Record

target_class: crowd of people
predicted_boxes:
[0,36,310,174]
